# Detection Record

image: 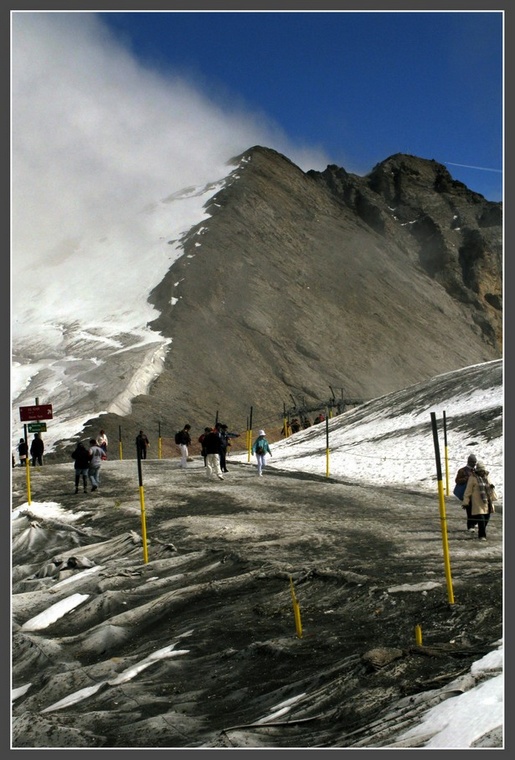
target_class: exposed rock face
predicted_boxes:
[80,146,502,443]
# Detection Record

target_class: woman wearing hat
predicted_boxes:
[251,430,272,477]
[462,460,497,541]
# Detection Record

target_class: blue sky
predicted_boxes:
[98,9,503,201]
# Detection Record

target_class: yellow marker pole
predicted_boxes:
[415,624,423,645]
[325,412,330,478]
[137,452,149,563]
[282,403,289,438]
[118,425,123,461]
[289,576,303,638]
[25,460,32,506]
[158,421,162,460]
[430,412,455,605]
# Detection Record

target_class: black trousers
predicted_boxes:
[219,448,228,471]
[465,503,478,530]
[476,513,490,539]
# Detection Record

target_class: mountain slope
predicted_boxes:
[98,146,501,439]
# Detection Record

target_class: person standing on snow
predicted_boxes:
[97,429,108,459]
[251,429,272,477]
[454,453,478,534]
[462,460,497,541]
[17,438,28,467]
[30,433,44,466]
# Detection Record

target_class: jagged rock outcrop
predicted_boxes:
[80,146,502,441]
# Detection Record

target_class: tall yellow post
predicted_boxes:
[431,412,455,605]
[289,576,303,638]
[325,412,330,478]
[137,455,149,563]
[25,461,32,506]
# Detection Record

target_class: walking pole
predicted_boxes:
[443,411,449,496]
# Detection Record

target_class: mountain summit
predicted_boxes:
[121,146,501,434]
[18,146,500,453]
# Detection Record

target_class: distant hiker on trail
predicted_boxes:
[198,427,212,467]
[217,423,240,473]
[314,413,325,424]
[17,438,28,467]
[203,427,225,481]
[30,433,44,466]
[97,429,108,459]
[290,418,301,434]
[302,417,312,429]
[462,460,497,541]
[72,441,91,494]
[454,454,478,534]
[251,429,272,477]
[88,438,104,491]
[136,430,150,460]
[175,425,191,468]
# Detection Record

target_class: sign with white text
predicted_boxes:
[19,404,53,422]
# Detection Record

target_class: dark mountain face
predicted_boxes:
[80,146,502,445]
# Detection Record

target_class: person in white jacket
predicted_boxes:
[462,460,497,541]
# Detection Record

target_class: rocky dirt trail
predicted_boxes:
[11,456,503,748]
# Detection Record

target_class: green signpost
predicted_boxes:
[27,422,47,433]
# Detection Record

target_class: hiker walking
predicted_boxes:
[30,433,44,466]
[17,438,28,467]
[462,460,497,541]
[454,453,478,534]
[251,429,272,477]
[217,423,240,473]
[88,438,104,491]
[175,425,192,468]
[136,430,150,460]
[72,441,91,494]
[198,427,212,466]
[203,427,225,481]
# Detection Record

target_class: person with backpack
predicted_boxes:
[175,424,192,468]
[454,454,478,534]
[462,460,497,541]
[72,441,91,494]
[251,429,272,477]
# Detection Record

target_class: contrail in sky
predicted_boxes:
[444,162,502,173]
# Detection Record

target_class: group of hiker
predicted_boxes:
[454,453,497,541]
[15,427,497,519]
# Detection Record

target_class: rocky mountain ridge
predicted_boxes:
[69,146,501,454]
